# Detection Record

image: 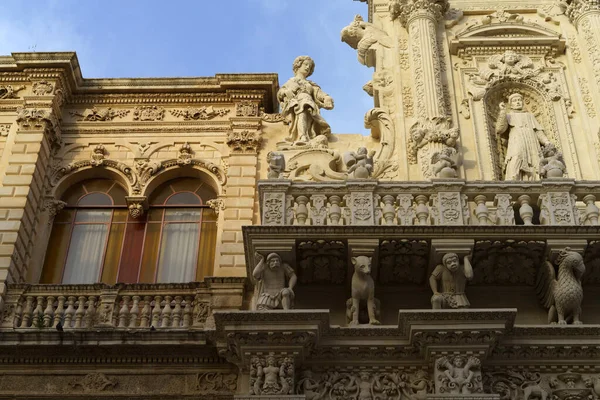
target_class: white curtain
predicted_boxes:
[157,209,200,283]
[62,210,111,284]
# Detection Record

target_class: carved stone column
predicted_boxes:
[566,1,600,96]
[390,0,459,179]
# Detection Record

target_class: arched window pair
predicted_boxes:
[41,178,217,284]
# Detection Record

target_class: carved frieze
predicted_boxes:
[296,369,433,400]
[435,355,483,395]
[169,106,230,120]
[133,105,165,121]
[0,123,10,136]
[0,84,25,99]
[250,353,295,396]
[430,192,469,225]
[32,80,54,95]
[379,239,429,284]
[69,372,117,393]
[471,240,546,285]
[70,107,130,121]
[235,101,259,117]
[195,372,237,394]
[297,240,346,284]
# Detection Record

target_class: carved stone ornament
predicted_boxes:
[32,80,54,95]
[379,239,429,284]
[341,14,393,67]
[193,298,211,323]
[16,107,56,130]
[408,117,459,179]
[90,144,107,166]
[251,252,297,311]
[297,240,346,284]
[250,353,295,396]
[267,151,286,179]
[206,198,225,216]
[435,355,482,394]
[0,124,10,136]
[235,101,259,117]
[125,196,147,219]
[133,105,165,121]
[296,369,433,400]
[484,370,546,400]
[69,372,117,392]
[43,198,67,221]
[195,372,237,394]
[227,130,262,153]
[430,253,474,309]
[348,255,380,325]
[389,0,450,26]
[177,142,193,165]
[539,143,567,179]
[565,0,600,24]
[169,106,229,120]
[0,84,25,99]
[343,147,375,179]
[536,248,586,324]
[262,192,285,225]
[70,107,130,121]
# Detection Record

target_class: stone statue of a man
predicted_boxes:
[277,56,334,145]
[495,93,551,181]
[430,253,474,309]
[252,252,297,310]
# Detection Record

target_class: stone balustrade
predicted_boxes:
[259,179,600,227]
[0,278,245,330]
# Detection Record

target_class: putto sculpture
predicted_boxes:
[343,147,375,179]
[430,253,474,309]
[266,151,286,179]
[495,92,552,181]
[341,14,393,67]
[347,256,380,325]
[539,143,566,179]
[252,252,297,311]
[278,56,334,145]
[536,248,585,325]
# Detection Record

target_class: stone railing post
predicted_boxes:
[430,181,469,225]
[259,180,291,226]
[346,181,378,225]
[538,180,578,225]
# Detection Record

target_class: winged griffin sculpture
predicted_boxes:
[535,248,585,325]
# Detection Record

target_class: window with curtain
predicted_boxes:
[41,178,218,285]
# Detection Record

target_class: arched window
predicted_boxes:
[41,178,218,284]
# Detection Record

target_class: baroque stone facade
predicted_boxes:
[0,1,600,399]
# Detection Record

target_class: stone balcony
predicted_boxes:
[0,278,245,331]
[259,179,600,227]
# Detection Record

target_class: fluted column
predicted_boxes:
[390,0,459,179]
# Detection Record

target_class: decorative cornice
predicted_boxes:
[389,0,450,26]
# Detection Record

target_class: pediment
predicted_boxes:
[450,22,566,55]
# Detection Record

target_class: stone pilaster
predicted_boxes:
[0,105,60,295]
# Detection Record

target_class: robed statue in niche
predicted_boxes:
[278,56,334,145]
[495,93,551,181]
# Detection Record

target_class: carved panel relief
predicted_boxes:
[378,239,429,284]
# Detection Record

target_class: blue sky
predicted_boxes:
[0,0,373,134]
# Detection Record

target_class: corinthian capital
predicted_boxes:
[565,0,600,24]
[389,0,450,26]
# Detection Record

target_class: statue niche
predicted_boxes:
[484,85,560,181]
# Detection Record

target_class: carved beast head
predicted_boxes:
[352,256,372,275]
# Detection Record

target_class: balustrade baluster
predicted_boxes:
[381,195,396,225]
[415,195,430,225]
[84,296,96,328]
[129,296,140,328]
[43,296,55,328]
[182,296,193,328]
[140,296,152,328]
[583,194,599,225]
[161,296,173,327]
[33,296,44,328]
[53,296,66,328]
[474,195,490,225]
[20,296,34,328]
[118,296,131,328]
[328,195,342,225]
[518,195,534,225]
[295,196,309,225]
[172,296,183,327]
[74,296,86,328]
[14,298,23,328]
[63,296,76,328]
[151,296,162,328]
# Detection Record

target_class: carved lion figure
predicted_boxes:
[346,256,380,325]
[536,248,586,324]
